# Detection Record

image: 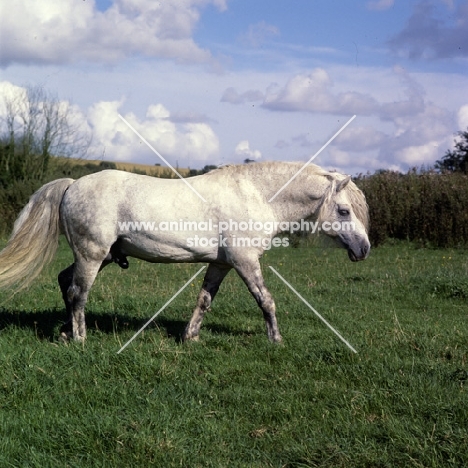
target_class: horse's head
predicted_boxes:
[318,175,370,262]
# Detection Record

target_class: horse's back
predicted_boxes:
[59,170,206,244]
[62,170,176,212]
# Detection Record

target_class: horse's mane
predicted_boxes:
[205,161,329,178]
[343,177,369,232]
[204,162,369,231]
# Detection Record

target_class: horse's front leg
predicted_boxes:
[183,263,231,341]
[234,258,282,343]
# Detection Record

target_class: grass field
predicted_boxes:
[0,239,467,467]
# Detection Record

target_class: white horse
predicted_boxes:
[0,162,370,343]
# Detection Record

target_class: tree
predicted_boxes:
[435,129,468,174]
[0,85,91,186]
[201,164,218,174]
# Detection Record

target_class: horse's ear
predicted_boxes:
[336,175,351,193]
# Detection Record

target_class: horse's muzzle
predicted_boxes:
[347,242,370,262]
[337,235,370,262]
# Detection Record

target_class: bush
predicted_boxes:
[0,178,43,234]
[355,169,468,248]
[0,154,121,235]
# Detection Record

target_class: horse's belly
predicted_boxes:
[118,234,219,263]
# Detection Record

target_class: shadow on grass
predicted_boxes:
[202,322,257,338]
[0,308,242,343]
[0,308,182,342]
[0,308,66,341]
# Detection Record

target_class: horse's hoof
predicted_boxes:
[59,330,86,343]
[269,334,283,344]
[182,333,200,342]
[58,331,71,344]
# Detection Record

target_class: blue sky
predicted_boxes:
[1,0,468,174]
[195,1,410,66]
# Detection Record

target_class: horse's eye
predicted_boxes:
[338,208,350,216]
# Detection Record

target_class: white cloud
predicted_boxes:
[458,104,468,130]
[388,103,453,150]
[0,0,226,66]
[325,147,388,174]
[389,0,468,59]
[87,99,219,164]
[239,21,280,48]
[0,81,27,115]
[234,140,262,161]
[395,141,442,166]
[146,104,170,120]
[333,126,387,152]
[169,110,214,124]
[246,66,457,172]
[379,66,426,120]
[366,0,395,11]
[326,147,351,167]
[262,68,379,115]
[220,87,264,105]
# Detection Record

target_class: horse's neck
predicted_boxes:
[269,174,329,223]
[205,164,330,223]
[273,195,323,224]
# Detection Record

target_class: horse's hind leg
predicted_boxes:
[58,256,110,342]
[234,258,282,343]
[183,263,231,341]
[58,264,74,340]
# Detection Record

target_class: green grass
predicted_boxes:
[0,239,467,467]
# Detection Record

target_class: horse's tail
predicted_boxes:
[0,178,75,293]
